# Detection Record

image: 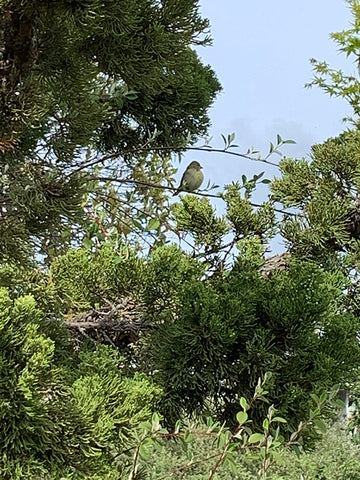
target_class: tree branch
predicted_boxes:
[70,144,280,177]
[94,175,298,216]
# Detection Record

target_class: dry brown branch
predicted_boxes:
[65,297,145,348]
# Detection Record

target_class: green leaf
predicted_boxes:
[152,413,160,424]
[143,437,154,448]
[240,397,248,411]
[236,411,248,424]
[335,398,346,409]
[125,90,138,100]
[254,171,264,181]
[175,419,183,432]
[225,452,239,473]
[115,96,124,108]
[139,421,152,432]
[151,412,161,431]
[147,218,160,231]
[272,417,287,424]
[314,418,327,434]
[248,433,264,444]
[247,454,261,461]
[310,393,320,404]
[139,443,151,460]
[263,418,269,431]
[186,450,194,461]
[83,237,93,249]
[218,432,228,449]
[293,445,301,457]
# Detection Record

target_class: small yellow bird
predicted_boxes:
[173,161,204,196]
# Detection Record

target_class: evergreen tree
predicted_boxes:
[3,1,360,477]
[0,284,161,479]
[271,0,360,267]
[0,0,221,261]
[48,231,360,434]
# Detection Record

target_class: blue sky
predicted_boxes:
[179,1,355,196]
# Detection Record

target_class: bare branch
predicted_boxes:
[69,144,281,177]
[94,175,298,216]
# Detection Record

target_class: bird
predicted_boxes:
[173,161,204,196]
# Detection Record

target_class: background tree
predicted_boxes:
[3,0,360,478]
[0,285,162,479]
[0,0,221,261]
[49,233,360,435]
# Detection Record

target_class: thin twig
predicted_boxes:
[208,387,260,479]
[93,176,298,216]
[100,203,155,249]
[69,145,280,177]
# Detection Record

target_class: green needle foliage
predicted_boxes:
[48,238,360,437]
[141,241,360,430]
[271,130,360,258]
[0,0,221,262]
[3,1,360,478]
[0,286,161,479]
[1,0,219,153]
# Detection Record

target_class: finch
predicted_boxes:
[173,161,204,196]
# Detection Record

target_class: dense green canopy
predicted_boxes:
[2,1,360,479]
[0,0,221,261]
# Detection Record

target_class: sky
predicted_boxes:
[179,0,355,200]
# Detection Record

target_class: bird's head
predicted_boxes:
[188,161,202,170]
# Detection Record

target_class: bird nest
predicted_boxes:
[66,297,144,350]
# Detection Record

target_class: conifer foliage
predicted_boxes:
[2,1,360,479]
[0,0,221,261]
